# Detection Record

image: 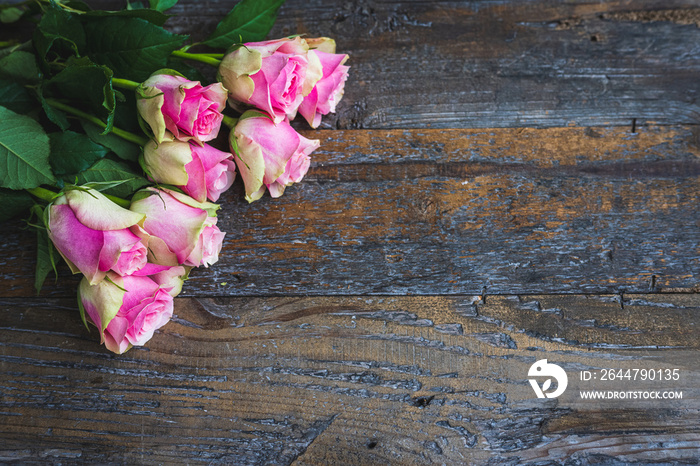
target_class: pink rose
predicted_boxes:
[47,188,147,285]
[218,37,323,124]
[79,265,187,354]
[129,188,225,267]
[298,38,349,128]
[142,139,236,203]
[137,73,228,144]
[229,111,320,202]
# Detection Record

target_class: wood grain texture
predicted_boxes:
[146,0,700,129]
[1,294,698,464]
[1,125,697,297]
[2,1,699,463]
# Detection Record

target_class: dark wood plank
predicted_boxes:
[2,1,698,463]
[152,0,700,129]
[78,0,700,129]
[2,125,697,297]
[1,294,698,464]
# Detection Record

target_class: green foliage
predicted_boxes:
[43,57,117,133]
[76,285,89,330]
[0,7,23,24]
[111,90,143,135]
[76,158,149,198]
[63,1,91,13]
[148,0,178,13]
[49,130,109,180]
[0,106,55,190]
[0,188,34,222]
[0,51,40,84]
[32,205,58,295]
[33,2,85,61]
[81,7,169,27]
[81,121,140,163]
[39,93,70,130]
[0,51,41,115]
[165,57,206,83]
[0,78,35,114]
[203,0,285,49]
[82,16,187,82]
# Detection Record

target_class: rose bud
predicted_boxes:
[298,38,349,128]
[137,72,228,144]
[142,139,236,203]
[129,188,225,267]
[229,111,320,202]
[79,265,187,354]
[46,188,147,285]
[218,37,323,124]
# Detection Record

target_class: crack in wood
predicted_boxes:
[288,413,340,464]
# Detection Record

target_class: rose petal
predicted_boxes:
[49,204,105,284]
[65,188,144,231]
[130,190,209,265]
[100,228,147,276]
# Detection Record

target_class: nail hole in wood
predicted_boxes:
[412,395,435,408]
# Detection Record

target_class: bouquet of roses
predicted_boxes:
[0,0,348,353]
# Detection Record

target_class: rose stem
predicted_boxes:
[102,194,131,209]
[35,0,85,14]
[193,53,225,59]
[170,50,222,67]
[111,78,140,91]
[44,99,149,146]
[26,187,59,203]
[222,115,239,129]
[26,187,131,209]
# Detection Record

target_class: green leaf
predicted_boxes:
[76,283,89,330]
[43,57,116,133]
[82,16,187,82]
[49,130,109,180]
[166,56,206,83]
[0,77,35,114]
[39,91,70,130]
[64,1,91,13]
[81,121,140,163]
[80,179,137,192]
[35,212,58,294]
[111,90,142,134]
[76,158,149,198]
[33,2,85,61]
[149,0,178,12]
[0,106,55,189]
[203,0,285,49]
[0,188,34,222]
[0,7,23,24]
[127,1,147,9]
[82,7,169,27]
[0,50,40,84]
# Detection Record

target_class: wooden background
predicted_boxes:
[1,0,699,464]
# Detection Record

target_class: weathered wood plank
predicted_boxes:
[1,294,698,464]
[2,1,697,463]
[1,125,697,297]
[150,0,700,129]
[78,0,700,129]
